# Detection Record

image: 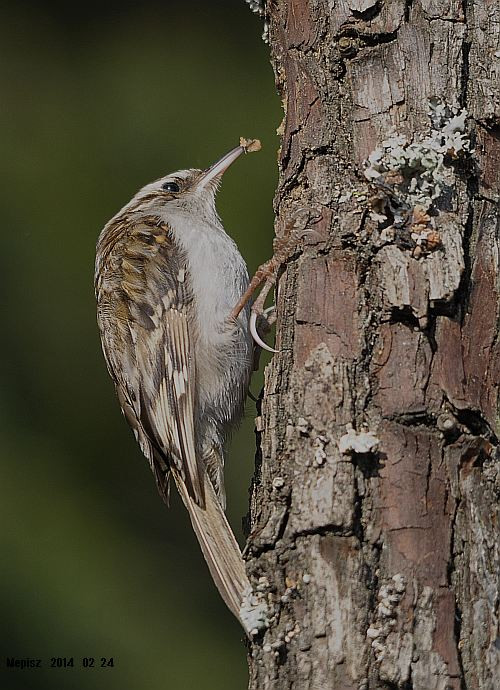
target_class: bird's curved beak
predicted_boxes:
[197,145,245,190]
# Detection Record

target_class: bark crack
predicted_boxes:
[448,476,467,690]
[404,0,414,23]
[459,0,471,109]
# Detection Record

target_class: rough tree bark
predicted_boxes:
[245,2,499,689]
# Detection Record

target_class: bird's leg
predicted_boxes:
[230,242,289,354]
[231,208,317,352]
[230,228,299,319]
[229,260,278,322]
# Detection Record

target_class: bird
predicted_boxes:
[95,140,268,634]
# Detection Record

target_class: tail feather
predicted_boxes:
[173,470,267,635]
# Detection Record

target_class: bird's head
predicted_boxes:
[124,144,249,225]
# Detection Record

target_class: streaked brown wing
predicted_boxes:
[97,217,204,505]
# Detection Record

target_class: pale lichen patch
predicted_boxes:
[240,587,269,634]
[364,100,470,209]
[363,99,471,258]
[367,575,407,667]
[339,424,380,454]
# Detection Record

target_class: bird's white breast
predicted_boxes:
[166,208,252,415]
[169,211,248,334]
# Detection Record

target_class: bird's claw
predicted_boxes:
[250,308,279,354]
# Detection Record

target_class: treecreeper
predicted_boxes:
[95,138,276,635]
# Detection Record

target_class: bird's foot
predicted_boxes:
[230,211,314,352]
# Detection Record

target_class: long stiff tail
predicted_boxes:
[172,470,267,636]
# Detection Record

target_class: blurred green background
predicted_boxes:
[0,1,279,688]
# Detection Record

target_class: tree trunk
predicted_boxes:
[245,1,499,689]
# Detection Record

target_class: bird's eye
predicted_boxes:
[162,181,180,193]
